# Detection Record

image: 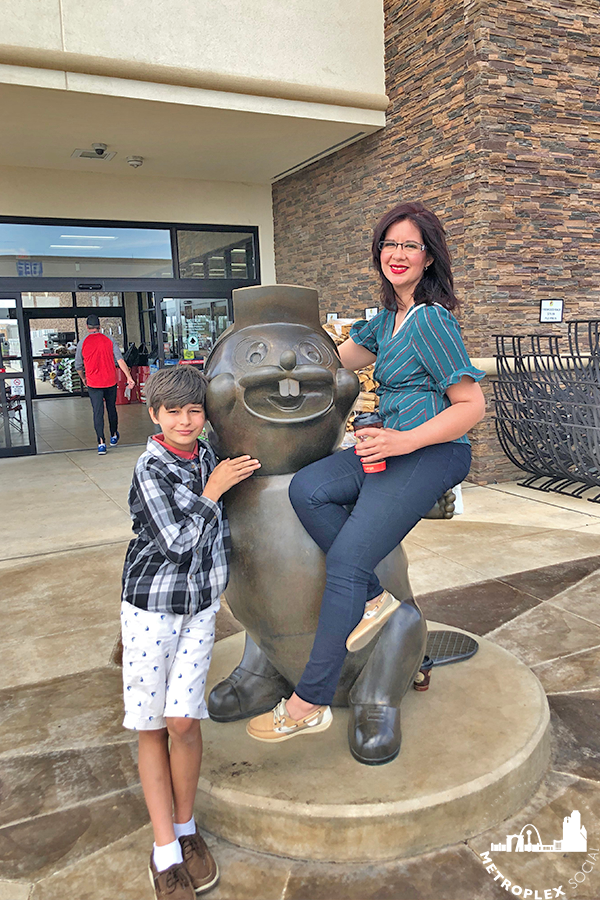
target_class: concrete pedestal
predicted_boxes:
[196,625,550,862]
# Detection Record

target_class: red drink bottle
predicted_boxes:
[353,411,386,473]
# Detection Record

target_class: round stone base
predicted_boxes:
[196,625,550,862]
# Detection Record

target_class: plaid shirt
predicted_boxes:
[122,436,230,615]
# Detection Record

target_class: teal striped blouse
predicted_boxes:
[349,303,485,445]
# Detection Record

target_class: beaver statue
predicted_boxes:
[204,284,431,765]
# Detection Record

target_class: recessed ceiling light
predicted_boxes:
[50,244,103,249]
[61,235,117,240]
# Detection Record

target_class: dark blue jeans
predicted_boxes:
[288,442,472,706]
[88,384,118,444]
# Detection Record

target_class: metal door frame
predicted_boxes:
[0,292,36,457]
[24,301,128,400]
[153,290,234,366]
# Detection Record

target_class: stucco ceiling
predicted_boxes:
[0,81,380,184]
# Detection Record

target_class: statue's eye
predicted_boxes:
[298,340,332,366]
[234,339,270,368]
[247,342,268,365]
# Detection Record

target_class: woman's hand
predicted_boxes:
[354,427,418,462]
[202,455,261,502]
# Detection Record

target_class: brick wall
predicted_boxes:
[272,0,600,483]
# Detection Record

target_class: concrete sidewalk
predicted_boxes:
[1,446,600,898]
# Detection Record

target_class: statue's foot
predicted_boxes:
[348,703,401,765]
[424,489,455,519]
[208,666,293,722]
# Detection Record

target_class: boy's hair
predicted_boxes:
[145,365,208,411]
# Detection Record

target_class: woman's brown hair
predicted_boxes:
[371,202,459,312]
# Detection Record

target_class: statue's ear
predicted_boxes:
[205,372,237,420]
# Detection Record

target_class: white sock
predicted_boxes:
[153,839,183,872]
[173,815,196,839]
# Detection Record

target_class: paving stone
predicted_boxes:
[285,844,508,899]
[0,786,148,881]
[30,825,292,900]
[0,544,126,639]
[548,569,600,627]
[533,646,600,696]
[549,691,600,783]
[0,622,121,690]
[0,669,127,757]
[416,577,541,635]
[0,743,139,827]
[30,825,154,900]
[500,555,600,602]
[487,604,600,667]
[0,881,30,900]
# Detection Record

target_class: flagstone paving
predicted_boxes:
[1,449,599,899]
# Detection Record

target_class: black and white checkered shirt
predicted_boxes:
[122,437,230,615]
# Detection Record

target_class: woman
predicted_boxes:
[246,202,485,745]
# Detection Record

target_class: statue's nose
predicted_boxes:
[280,350,297,371]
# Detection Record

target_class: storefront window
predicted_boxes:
[75,292,121,307]
[0,304,22,374]
[0,378,30,449]
[177,231,254,280]
[161,297,230,362]
[97,316,125,349]
[22,292,74,308]
[0,224,173,278]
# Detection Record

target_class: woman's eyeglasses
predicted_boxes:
[378,240,426,254]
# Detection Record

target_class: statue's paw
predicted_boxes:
[424,489,455,520]
[208,667,292,723]
[348,703,401,765]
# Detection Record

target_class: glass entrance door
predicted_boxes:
[29,316,79,398]
[0,295,35,456]
[159,297,230,365]
[27,313,125,399]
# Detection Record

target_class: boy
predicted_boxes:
[121,365,260,900]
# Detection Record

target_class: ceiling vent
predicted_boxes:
[71,143,116,162]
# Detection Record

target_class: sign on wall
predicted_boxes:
[539,299,564,323]
[16,260,43,276]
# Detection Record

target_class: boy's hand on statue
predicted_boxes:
[354,427,418,460]
[202,455,261,502]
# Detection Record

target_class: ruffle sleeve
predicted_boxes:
[411,305,485,392]
[349,316,380,354]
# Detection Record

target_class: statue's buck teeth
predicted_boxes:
[279,378,300,397]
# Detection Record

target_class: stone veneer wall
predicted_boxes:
[272,0,600,484]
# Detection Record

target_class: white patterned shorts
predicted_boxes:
[121,599,219,731]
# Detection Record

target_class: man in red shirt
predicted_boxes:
[75,315,135,454]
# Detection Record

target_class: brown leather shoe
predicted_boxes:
[148,855,196,899]
[179,829,219,894]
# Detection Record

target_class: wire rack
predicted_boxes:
[493,321,600,503]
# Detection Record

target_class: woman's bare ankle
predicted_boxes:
[365,592,384,612]
[285,693,320,720]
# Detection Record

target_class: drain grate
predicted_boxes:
[426,630,479,666]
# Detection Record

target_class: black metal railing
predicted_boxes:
[493,320,600,503]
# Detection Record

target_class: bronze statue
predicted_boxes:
[205,284,428,764]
